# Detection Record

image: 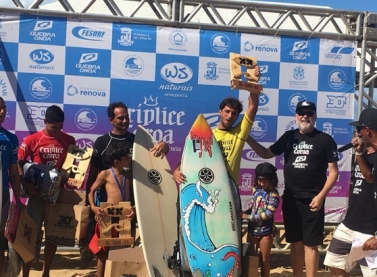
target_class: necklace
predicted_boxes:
[111,167,126,201]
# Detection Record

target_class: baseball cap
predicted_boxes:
[296,100,317,113]
[349,108,377,129]
[255,162,277,179]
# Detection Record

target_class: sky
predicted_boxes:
[257,0,377,12]
[2,0,377,12]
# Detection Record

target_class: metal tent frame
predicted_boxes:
[3,0,377,114]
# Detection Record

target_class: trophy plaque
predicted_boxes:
[230,52,263,93]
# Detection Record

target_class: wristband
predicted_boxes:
[355,150,365,156]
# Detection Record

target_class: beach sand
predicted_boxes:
[11,251,362,277]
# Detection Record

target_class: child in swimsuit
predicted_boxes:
[88,142,135,277]
[238,162,280,277]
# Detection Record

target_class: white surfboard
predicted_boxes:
[133,125,179,277]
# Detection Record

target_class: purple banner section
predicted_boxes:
[328,171,351,197]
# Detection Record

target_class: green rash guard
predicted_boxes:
[213,113,253,185]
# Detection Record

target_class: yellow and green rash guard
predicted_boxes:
[212,113,253,185]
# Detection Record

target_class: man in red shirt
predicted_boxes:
[17,105,75,277]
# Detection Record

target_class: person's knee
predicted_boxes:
[304,245,318,251]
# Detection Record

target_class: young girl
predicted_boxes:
[238,162,280,277]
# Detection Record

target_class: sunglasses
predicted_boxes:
[297,110,314,117]
[356,126,367,132]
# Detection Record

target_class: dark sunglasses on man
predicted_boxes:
[297,110,314,117]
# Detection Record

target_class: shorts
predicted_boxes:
[324,223,377,277]
[282,192,324,246]
[0,191,10,251]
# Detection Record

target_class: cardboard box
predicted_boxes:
[6,205,42,263]
[56,188,86,206]
[44,203,90,246]
[241,242,259,277]
[105,246,147,277]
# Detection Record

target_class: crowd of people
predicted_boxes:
[0,87,377,277]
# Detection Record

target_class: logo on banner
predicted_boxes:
[250,118,267,139]
[160,63,193,84]
[75,108,97,131]
[325,46,354,59]
[123,55,144,76]
[258,93,270,112]
[76,138,94,149]
[29,49,54,65]
[325,95,347,115]
[0,78,8,97]
[289,66,308,88]
[76,53,100,74]
[258,65,271,85]
[72,26,105,41]
[27,105,49,127]
[240,173,253,192]
[66,85,106,98]
[169,31,187,48]
[30,21,55,41]
[285,119,297,131]
[28,49,54,70]
[328,69,346,90]
[33,21,53,31]
[244,41,278,53]
[128,95,186,145]
[288,93,306,113]
[118,27,133,46]
[293,66,305,80]
[29,77,52,99]
[242,149,265,162]
[210,33,231,54]
[322,122,333,136]
[289,41,310,60]
[204,62,219,80]
[143,95,158,106]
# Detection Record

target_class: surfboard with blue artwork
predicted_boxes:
[180,114,241,277]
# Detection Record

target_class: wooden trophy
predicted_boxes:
[60,144,93,188]
[97,202,134,246]
[230,52,263,93]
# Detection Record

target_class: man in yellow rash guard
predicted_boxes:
[173,89,260,186]
[213,104,254,184]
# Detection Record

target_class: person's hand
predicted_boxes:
[254,65,261,77]
[237,210,248,220]
[91,206,105,221]
[125,206,136,221]
[362,236,377,251]
[173,167,186,184]
[309,195,324,212]
[150,141,169,159]
[352,136,364,153]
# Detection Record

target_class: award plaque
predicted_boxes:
[230,52,263,93]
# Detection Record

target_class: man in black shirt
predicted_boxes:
[247,100,339,277]
[80,102,169,267]
[324,138,377,276]
[346,108,377,255]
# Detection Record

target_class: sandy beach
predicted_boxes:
[11,251,362,277]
